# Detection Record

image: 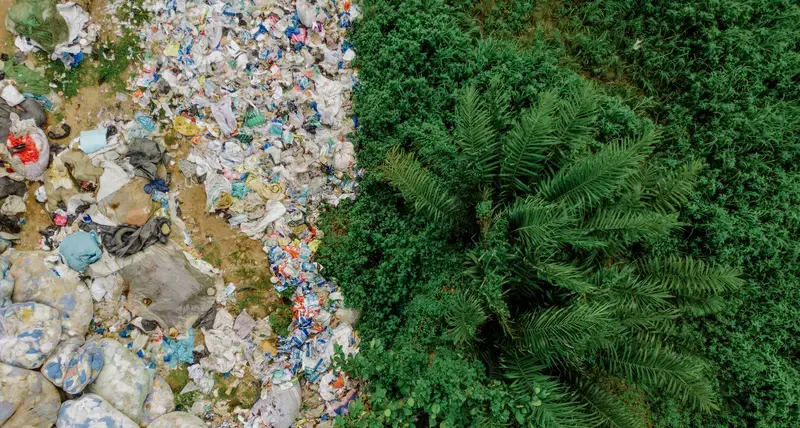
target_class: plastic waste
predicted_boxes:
[2,61,50,95]
[78,126,107,154]
[6,0,70,52]
[1,84,24,106]
[0,302,61,369]
[141,376,176,425]
[127,138,168,180]
[98,177,158,226]
[58,231,102,272]
[0,362,61,427]
[40,337,103,394]
[0,195,26,216]
[56,393,138,428]
[86,339,154,423]
[250,381,302,428]
[0,257,12,307]
[3,114,49,181]
[119,243,218,330]
[147,412,207,428]
[60,149,103,183]
[10,252,93,338]
[80,216,170,258]
[43,157,78,210]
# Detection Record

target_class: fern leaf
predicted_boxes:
[585,210,684,246]
[445,290,488,345]
[520,303,612,361]
[637,256,744,296]
[500,90,559,193]
[535,262,597,294]
[455,86,501,179]
[642,160,702,214]
[602,279,676,313]
[675,295,727,316]
[537,129,658,210]
[598,343,718,411]
[381,148,461,225]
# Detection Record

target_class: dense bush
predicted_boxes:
[561,0,800,425]
[318,0,753,425]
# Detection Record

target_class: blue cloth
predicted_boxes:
[79,127,107,154]
[161,328,195,368]
[59,232,102,272]
[144,178,169,194]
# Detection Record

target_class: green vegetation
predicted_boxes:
[318,0,797,426]
[37,31,140,98]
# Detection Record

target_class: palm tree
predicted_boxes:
[380,85,742,427]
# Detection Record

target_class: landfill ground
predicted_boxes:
[0,0,360,427]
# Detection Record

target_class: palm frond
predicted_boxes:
[455,86,501,179]
[520,303,613,362]
[537,129,658,210]
[585,210,683,246]
[598,343,718,411]
[675,295,727,316]
[500,90,560,193]
[641,160,702,214]
[535,262,597,294]
[506,197,583,250]
[381,147,461,225]
[602,279,675,313]
[573,380,644,428]
[502,352,592,428]
[485,75,514,132]
[445,289,488,345]
[637,256,744,296]
[554,84,599,146]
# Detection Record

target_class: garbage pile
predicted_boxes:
[7,0,99,68]
[0,0,363,426]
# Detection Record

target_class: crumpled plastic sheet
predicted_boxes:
[56,393,138,428]
[127,138,168,180]
[41,337,103,394]
[0,302,61,369]
[86,338,154,423]
[0,362,61,427]
[161,327,195,368]
[141,376,176,425]
[147,411,207,428]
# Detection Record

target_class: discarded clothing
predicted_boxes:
[58,231,102,272]
[0,177,26,200]
[80,216,170,257]
[144,177,169,194]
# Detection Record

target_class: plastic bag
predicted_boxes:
[0,302,61,369]
[10,252,93,338]
[141,376,176,425]
[41,338,104,394]
[86,339,153,424]
[4,114,50,181]
[56,393,138,428]
[2,61,50,95]
[0,362,61,427]
[147,412,207,428]
[249,381,302,428]
[6,0,70,52]
[119,243,218,330]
